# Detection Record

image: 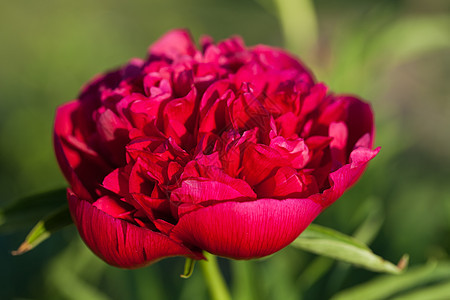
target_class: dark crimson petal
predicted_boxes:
[338,95,375,151]
[54,133,92,201]
[198,90,233,135]
[78,69,122,104]
[171,198,322,259]
[132,193,171,221]
[95,108,129,166]
[68,190,203,268]
[54,101,112,196]
[172,68,194,97]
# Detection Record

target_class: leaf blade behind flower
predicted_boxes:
[12,205,72,255]
[291,224,406,274]
[331,261,450,300]
[0,187,68,233]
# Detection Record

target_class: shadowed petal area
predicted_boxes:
[68,190,203,268]
[311,147,380,208]
[54,132,93,201]
[54,101,113,193]
[340,95,374,151]
[171,198,322,259]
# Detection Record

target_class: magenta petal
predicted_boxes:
[171,198,322,259]
[148,29,197,60]
[68,190,203,268]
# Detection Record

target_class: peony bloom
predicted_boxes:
[54,29,379,268]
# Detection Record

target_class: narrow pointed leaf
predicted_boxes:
[0,188,67,233]
[331,261,450,300]
[291,224,405,274]
[398,280,450,300]
[12,205,72,255]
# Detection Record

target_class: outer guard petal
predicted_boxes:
[171,198,322,259]
[54,101,112,194]
[54,132,93,201]
[68,190,203,268]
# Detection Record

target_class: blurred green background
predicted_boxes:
[1,0,449,299]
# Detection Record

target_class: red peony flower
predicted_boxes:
[54,29,379,268]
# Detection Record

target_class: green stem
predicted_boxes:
[273,0,318,59]
[199,252,232,300]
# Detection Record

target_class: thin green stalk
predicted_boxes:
[199,252,231,300]
[273,0,319,59]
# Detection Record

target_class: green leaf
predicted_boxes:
[0,188,68,233]
[12,205,72,255]
[291,224,406,274]
[331,261,450,300]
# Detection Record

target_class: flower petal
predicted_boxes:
[310,147,380,208]
[148,29,197,60]
[68,190,203,268]
[54,132,92,201]
[339,95,374,150]
[240,143,289,186]
[54,101,113,193]
[171,198,322,259]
